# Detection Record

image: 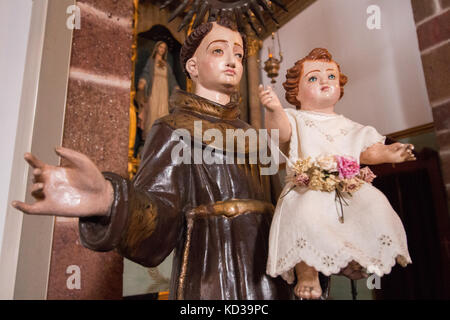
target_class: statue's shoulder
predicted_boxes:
[156,111,258,154]
[156,111,201,131]
[157,110,253,132]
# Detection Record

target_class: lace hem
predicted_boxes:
[267,235,411,284]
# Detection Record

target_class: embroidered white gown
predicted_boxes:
[266,108,412,284]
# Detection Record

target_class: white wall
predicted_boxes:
[0,0,33,261]
[261,0,432,135]
[0,0,72,299]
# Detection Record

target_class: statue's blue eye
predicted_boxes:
[308,76,317,82]
[329,74,336,80]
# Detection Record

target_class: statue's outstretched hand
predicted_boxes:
[12,147,113,218]
[258,85,283,112]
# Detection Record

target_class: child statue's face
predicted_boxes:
[187,23,244,95]
[296,60,341,110]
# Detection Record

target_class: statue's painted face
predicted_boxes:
[296,60,341,109]
[157,42,167,57]
[187,23,244,95]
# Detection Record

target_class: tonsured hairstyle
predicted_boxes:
[179,17,247,79]
[151,41,168,61]
[283,48,348,109]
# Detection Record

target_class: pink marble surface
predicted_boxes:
[71,2,133,79]
[47,0,134,299]
[78,0,134,19]
[62,78,130,176]
[47,221,123,300]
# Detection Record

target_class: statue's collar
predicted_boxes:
[170,89,240,120]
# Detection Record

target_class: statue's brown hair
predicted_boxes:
[283,48,348,109]
[180,17,247,79]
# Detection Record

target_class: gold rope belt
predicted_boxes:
[186,199,274,219]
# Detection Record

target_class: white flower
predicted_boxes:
[316,154,338,172]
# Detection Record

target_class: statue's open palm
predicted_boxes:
[12,147,113,218]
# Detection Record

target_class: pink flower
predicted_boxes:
[359,166,377,183]
[335,155,360,179]
[295,173,310,186]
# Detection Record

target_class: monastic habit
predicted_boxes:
[79,90,294,299]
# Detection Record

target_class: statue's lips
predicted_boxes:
[224,69,236,75]
[321,85,331,91]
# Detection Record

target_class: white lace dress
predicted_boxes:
[266,109,412,284]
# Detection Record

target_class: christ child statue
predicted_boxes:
[259,48,414,299]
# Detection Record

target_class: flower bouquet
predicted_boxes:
[283,154,377,223]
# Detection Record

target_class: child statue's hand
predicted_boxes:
[386,142,416,163]
[361,142,416,165]
[259,85,283,112]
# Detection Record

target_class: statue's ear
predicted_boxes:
[186,57,198,79]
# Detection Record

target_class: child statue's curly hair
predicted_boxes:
[283,48,348,109]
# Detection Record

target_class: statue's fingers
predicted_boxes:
[259,91,271,101]
[260,90,271,97]
[400,150,409,157]
[55,147,91,170]
[24,153,45,169]
[262,99,274,108]
[31,183,45,199]
[11,200,45,215]
[401,149,415,160]
[32,168,43,183]
[389,142,403,151]
[261,96,271,105]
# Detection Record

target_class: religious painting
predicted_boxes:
[130,23,187,177]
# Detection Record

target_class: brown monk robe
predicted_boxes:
[79,89,294,299]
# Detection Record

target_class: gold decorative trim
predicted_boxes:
[387,123,434,140]
[171,90,241,120]
[157,291,169,300]
[247,35,262,57]
[177,218,194,300]
[161,111,260,154]
[128,0,140,179]
[187,199,274,219]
